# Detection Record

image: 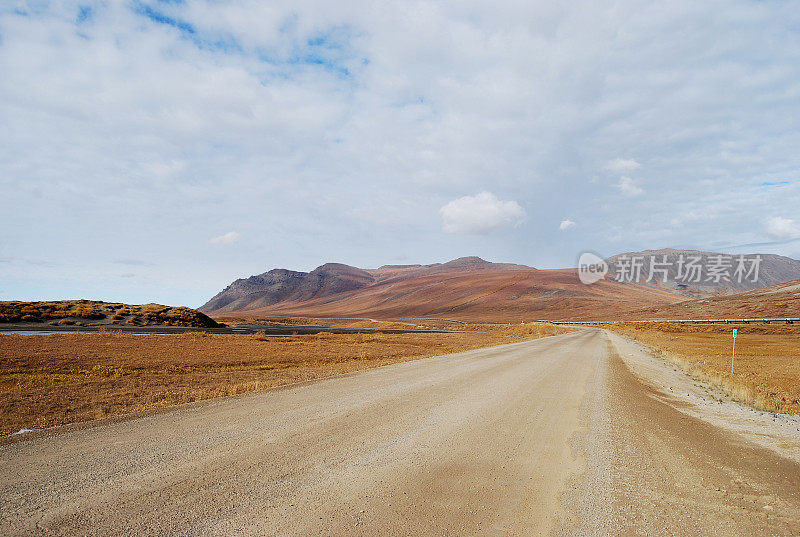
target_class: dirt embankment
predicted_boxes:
[605,322,800,415]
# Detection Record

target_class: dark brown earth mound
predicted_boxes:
[0,301,221,328]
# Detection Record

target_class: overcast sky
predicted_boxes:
[2,0,800,307]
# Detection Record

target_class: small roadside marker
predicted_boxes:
[731,329,737,375]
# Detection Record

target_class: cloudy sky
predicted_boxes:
[2,0,800,307]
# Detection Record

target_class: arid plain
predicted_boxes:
[2,252,799,535]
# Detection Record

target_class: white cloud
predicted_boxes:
[440,192,525,234]
[604,158,642,174]
[209,231,241,245]
[3,1,800,304]
[764,217,800,240]
[559,219,576,231]
[616,176,644,197]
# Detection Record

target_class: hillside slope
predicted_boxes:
[631,279,800,320]
[203,250,800,322]
[202,264,375,313]
[202,257,527,314]
[201,257,684,322]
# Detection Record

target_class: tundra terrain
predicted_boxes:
[2,329,798,535]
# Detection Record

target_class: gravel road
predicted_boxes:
[2,329,799,535]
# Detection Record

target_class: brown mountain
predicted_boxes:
[200,257,684,322]
[201,263,375,313]
[201,250,800,322]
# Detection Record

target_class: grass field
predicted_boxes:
[607,322,800,415]
[0,323,568,436]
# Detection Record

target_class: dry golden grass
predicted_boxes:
[607,322,800,415]
[216,316,464,331]
[0,323,569,435]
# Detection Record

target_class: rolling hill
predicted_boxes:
[201,256,685,322]
[201,250,800,322]
[630,278,800,320]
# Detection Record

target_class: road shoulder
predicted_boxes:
[605,329,800,463]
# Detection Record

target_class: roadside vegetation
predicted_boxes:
[606,322,800,415]
[0,322,569,435]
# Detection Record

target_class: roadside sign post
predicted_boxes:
[731,329,737,375]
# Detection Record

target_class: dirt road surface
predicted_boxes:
[2,329,799,535]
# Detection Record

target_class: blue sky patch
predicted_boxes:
[77,6,92,24]
[132,1,195,34]
[126,3,358,78]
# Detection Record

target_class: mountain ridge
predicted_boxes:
[199,250,800,321]
[201,256,529,314]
